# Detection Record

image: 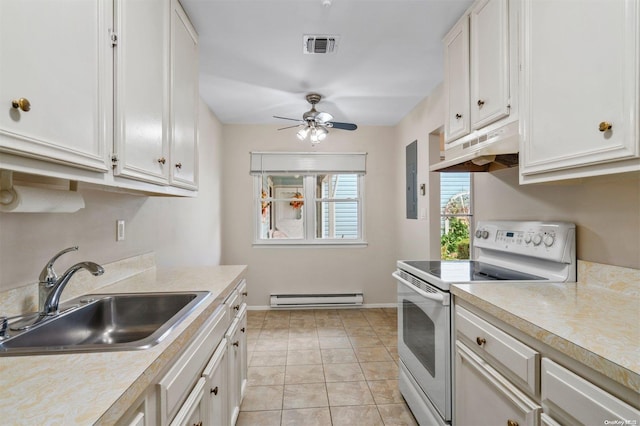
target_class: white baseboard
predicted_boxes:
[247,302,397,311]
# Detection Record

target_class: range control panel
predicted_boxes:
[474,221,575,263]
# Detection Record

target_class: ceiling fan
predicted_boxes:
[274,93,358,144]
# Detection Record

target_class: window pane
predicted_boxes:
[440,173,471,259]
[316,201,359,239]
[258,175,304,240]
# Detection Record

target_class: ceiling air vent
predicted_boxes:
[303,35,339,54]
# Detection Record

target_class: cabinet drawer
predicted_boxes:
[541,358,640,425]
[169,377,206,426]
[225,287,240,315]
[236,279,247,308]
[157,304,228,424]
[455,306,539,394]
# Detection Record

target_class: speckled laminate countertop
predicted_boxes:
[451,281,640,393]
[0,264,247,425]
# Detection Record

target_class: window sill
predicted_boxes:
[252,240,368,248]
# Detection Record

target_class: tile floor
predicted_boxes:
[239,308,418,426]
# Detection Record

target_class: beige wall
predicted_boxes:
[220,124,398,308]
[474,168,640,269]
[0,99,224,292]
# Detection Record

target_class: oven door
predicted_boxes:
[394,270,452,422]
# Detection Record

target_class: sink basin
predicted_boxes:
[0,291,210,356]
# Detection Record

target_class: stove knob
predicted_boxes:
[481,230,489,239]
[524,234,532,244]
[543,234,555,247]
[532,233,543,246]
[475,229,483,238]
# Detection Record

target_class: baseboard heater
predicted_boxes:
[270,292,364,308]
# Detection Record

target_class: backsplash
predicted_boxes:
[0,252,156,316]
[578,260,640,296]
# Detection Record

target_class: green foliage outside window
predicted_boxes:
[441,191,470,260]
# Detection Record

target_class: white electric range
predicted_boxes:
[393,220,576,426]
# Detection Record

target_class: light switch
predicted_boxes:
[116,220,125,241]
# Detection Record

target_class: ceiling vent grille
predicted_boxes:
[303,35,339,54]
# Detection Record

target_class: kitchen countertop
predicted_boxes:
[451,281,640,393]
[0,264,247,425]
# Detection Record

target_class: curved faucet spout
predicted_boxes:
[43,262,105,315]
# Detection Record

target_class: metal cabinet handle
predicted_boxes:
[241,327,245,333]
[193,422,202,426]
[477,99,485,107]
[242,291,248,296]
[157,157,166,165]
[232,341,239,347]
[476,337,486,346]
[455,113,462,119]
[507,420,519,426]
[210,386,218,395]
[233,305,239,311]
[599,121,612,132]
[175,162,182,169]
[11,98,31,112]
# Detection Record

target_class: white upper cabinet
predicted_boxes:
[0,0,111,172]
[113,0,170,185]
[519,0,639,184]
[443,0,516,146]
[170,0,199,190]
[444,16,471,143]
[469,0,511,129]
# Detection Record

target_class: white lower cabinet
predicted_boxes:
[226,305,247,426]
[170,377,206,426]
[203,339,229,426]
[455,341,541,426]
[541,358,640,425]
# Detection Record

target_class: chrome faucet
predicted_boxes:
[38,247,104,315]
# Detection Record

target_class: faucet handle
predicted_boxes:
[39,246,78,285]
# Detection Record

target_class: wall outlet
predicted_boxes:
[116,219,125,241]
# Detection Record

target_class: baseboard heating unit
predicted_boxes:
[270,293,364,308]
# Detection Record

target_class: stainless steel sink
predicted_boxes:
[0,291,210,356]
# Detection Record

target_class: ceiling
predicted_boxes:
[180,0,472,127]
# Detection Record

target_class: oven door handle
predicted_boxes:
[392,271,449,305]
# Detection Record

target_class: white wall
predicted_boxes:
[220,124,398,308]
[0,99,224,292]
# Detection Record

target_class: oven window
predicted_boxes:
[403,299,436,377]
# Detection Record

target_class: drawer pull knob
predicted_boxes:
[11,98,31,112]
[507,420,519,426]
[193,422,202,426]
[234,305,240,311]
[477,99,485,107]
[175,162,182,169]
[157,157,166,165]
[242,291,248,296]
[599,121,612,132]
[211,386,218,395]
[232,341,239,347]
[241,327,245,333]
[455,113,462,119]
[476,337,486,346]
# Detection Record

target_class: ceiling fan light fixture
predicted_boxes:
[297,127,310,141]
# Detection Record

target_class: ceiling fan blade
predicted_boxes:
[328,122,358,131]
[277,124,305,131]
[273,115,304,123]
[316,111,333,123]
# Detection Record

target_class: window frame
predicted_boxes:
[253,173,367,247]
[439,172,474,259]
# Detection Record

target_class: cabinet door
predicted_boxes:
[520,0,639,181]
[226,317,241,426]
[0,0,111,172]
[237,307,248,401]
[169,377,206,426]
[470,0,510,129]
[455,341,541,426]
[113,0,170,185]
[170,0,199,190]
[444,16,471,143]
[203,339,228,426]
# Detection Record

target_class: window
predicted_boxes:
[251,152,366,245]
[440,173,472,259]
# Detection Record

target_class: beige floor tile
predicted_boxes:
[341,318,371,327]
[248,365,286,386]
[377,403,418,425]
[318,336,352,349]
[236,410,282,426]
[283,383,329,409]
[262,320,291,330]
[281,407,332,426]
[249,350,287,367]
[349,335,383,348]
[360,361,399,381]
[287,349,322,365]
[317,326,348,337]
[288,336,320,350]
[330,405,384,426]
[367,379,405,405]
[285,364,325,384]
[290,327,319,338]
[377,334,398,347]
[354,346,393,363]
[240,385,283,411]
[326,381,375,406]
[321,348,358,364]
[259,328,290,339]
[254,338,289,352]
[346,326,377,337]
[324,363,365,382]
